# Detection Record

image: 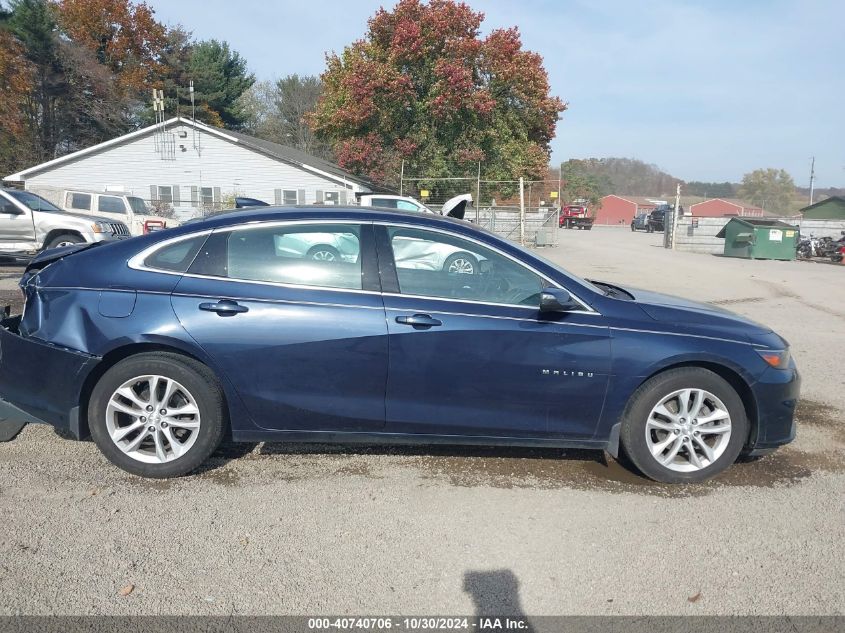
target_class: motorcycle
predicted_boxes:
[797,234,835,259]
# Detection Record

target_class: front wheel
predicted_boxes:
[619,368,748,483]
[88,352,227,478]
[45,233,84,250]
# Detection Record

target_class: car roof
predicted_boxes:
[188,205,472,230]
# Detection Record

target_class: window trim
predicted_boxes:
[130,221,378,294]
[127,219,597,312]
[157,185,174,204]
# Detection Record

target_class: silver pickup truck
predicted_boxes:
[0,189,131,258]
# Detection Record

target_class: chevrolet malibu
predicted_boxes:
[0,206,799,482]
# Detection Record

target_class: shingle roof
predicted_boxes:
[222,127,384,191]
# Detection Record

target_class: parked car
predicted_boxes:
[0,188,131,258]
[631,212,650,232]
[0,206,799,483]
[359,193,472,220]
[31,188,172,236]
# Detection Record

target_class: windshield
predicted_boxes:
[7,190,62,213]
[128,196,149,213]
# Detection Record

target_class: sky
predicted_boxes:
[146,0,844,188]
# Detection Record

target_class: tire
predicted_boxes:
[619,367,748,483]
[88,352,227,478]
[443,251,479,275]
[306,245,340,261]
[45,233,84,250]
[631,224,636,232]
[585,225,592,230]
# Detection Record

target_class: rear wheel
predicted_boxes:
[443,252,478,275]
[620,368,748,483]
[306,245,340,261]
[88,353,226,478]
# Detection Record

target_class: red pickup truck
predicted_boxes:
[558,204,594,230]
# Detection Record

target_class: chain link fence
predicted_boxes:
[400,176,564,247]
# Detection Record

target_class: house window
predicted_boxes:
[68,192,92,211]
[157,186,173,205]
[324,191,340,205]
[201,187,214,207]
[283,190,298,205]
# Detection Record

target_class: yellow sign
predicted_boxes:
[419,189,430,198]
[785,230,795,237]
[550,191,559,199]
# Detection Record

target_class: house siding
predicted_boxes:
[20,122,364,209]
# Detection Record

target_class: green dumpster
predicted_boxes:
[716,218,799,260]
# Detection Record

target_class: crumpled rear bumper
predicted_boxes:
[0,314,99,437]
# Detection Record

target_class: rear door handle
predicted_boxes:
[199,300,249,316]
[395,314,442,328]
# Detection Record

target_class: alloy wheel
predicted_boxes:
[105,375,201,464]
[645,388,732,472]
[447,258,475,274]
[310,250,337,261]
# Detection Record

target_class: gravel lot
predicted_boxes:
[0,231,843,616]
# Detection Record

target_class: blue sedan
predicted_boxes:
[0,206,799,482]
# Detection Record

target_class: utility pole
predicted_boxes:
[519,177,525,246]
[671,182,681,250]
[476,161,481,224]
[808,157,815,206]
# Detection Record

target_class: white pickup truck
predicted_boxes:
[0,189,131,258]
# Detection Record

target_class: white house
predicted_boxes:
[4,117,377,218]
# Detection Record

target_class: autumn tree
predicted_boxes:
[0,27,35,172]
[309,0,565,187]
[738,168,797,214]
[54,0,167,93]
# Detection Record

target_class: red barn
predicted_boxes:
[595,195,661,225]
[689,198,764,217]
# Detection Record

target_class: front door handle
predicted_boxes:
[395,314,442,328]
[199,300,249,316]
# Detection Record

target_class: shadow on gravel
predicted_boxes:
[163,400,845,497]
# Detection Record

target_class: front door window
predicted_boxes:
[386,227,545,306]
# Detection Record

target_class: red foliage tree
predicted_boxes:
[310,0,565,186]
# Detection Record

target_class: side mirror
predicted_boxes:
[539,287,579,312]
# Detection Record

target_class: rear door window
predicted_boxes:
[190,223,363,291]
